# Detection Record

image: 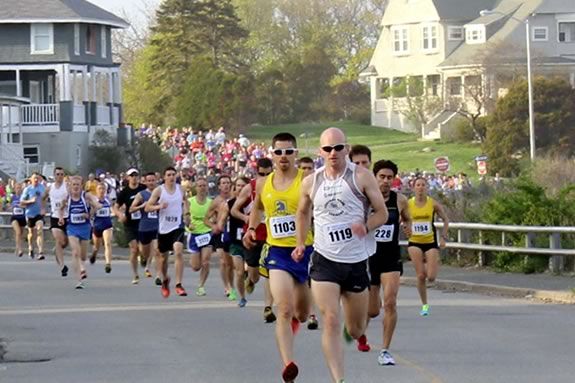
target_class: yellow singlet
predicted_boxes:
[408,196,436,244]
[261,168,313,247]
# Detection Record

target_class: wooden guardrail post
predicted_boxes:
[549,233,563,274]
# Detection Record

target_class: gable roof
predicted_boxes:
[432,0,500,21]
[0,0,128,28]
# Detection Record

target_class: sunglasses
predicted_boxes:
[258,171,271,177]
[128,174,139,177]
[272,148,296,156]
[55,173,64,176]
[321,144,346,153]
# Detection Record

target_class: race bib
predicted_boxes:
[270,215,296,239]
[325,223,353,244]
[96,207,110,218]
[236,227,244,241]
[131,211,142,220]
[148,211,158,219]
[374,225,394,243]
[195,233,211,248]
[54,201,62,209]
[12,207,24,216]
[412,222,432,235]
[163,215,179,224]
[70,213,86,224]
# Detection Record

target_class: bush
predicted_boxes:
[530,155,575,197]
[113,220,129,248]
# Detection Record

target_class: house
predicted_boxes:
[0,0,128,179]
[362,0,575,139]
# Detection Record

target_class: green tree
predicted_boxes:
[88,130,126,174]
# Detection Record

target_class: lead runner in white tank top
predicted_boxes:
[50,182,69,218]
[158,184,184,235]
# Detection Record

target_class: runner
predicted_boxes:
[44,167,69,276]
[145,166,188,298]
[244,132,314,383]
[233,158,276,322]
[9,182,26,258]
[370,160,412,366]
[217,177,250,307]
[114,168,146,284]
[20,172,46,260]
[59,176,102,289]
[129,172,160,282]
[91,182,114,273]
[407,177,449,316]
[204,175,235,299]
[293,127,387,383]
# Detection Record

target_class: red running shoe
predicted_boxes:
[291,318,301,335]
[175,284,187,297]
[282,361,298,382]
[161,277,170,298]
[357,334,371,352]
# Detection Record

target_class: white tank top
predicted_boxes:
[49,182,69,218]
[312,162,370,263]
[158,184,183,234]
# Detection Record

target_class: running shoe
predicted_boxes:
[238,298,247,308]
[105,264,112,274]
[80,270,87,280]
[37,253,45,261]
[343,326,353,344]
[263,306,276,323]
[282,361,298,382]
[17,251,23,258]
[307,314,319,330]
[291,318,301,335]
[228,289,237,301]
[161,277,170,298]
[244,277,255,294]
[144,269,152,278]
[90,250,97,264]
[29,250,34,259]
[378,349,396,366]
[75,281,85,290]
[175,284,188,297]
[132,275,140,285]
[196,286,206,296]
[420,304,430,317]
[61,265,68,278]
[357,334,371,352]
[155,277,162,286]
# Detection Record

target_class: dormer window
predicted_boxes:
[86,25,97,55]
[465,25,485,44]
[422,24,438,52]
[30,23,54,54]
[391,26,409,55]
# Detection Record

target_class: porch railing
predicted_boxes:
[21,104,59,125]
[97,105,110,125]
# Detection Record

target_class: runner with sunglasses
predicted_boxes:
[293,127,388,383]
[244,133,314,383]
[44,167,69,276]
[9,182,26,259]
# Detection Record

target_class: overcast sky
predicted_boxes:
[89,0,161,26]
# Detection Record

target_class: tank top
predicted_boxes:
[68,193,90,226]
[49,182,69,218]
[139,189,159,232]
[375,191,400,252]
[262,169,313,248]
[408,196,436,244]
[227,198,245,244]
[241,178,266,241]
[158,184,184,235]
[312,162,370,263]
[188,195,212,234]
[94,197,113,228]
[10,194,24,218]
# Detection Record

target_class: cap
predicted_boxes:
[126,168,139,176]
[99,173,106,178]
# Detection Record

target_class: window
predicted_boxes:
[86,25,97,54]
[465,25,485,44]
[427,75,440,96]
[74,24,80,55]
[532,27,548,41]
[30,24,54,54]
[422,25,438,52]
[448,26,464,41]
[559,22,575,42]
[23,146,40,164]
[376,78,390,99]
[391,26,409,54]
[101,27,107,58]
[447,77,462,96]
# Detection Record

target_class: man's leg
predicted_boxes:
[341,289,369,340]
[312,280,344,382]
[128,238,139,281]
[269,269,297,366]
[27,226,34,256]
[232,255,246,300]
[103,229,113,267]
[174,242,184,286]
[69,236,82,279]
[35,220,44,256]
[11,221,23,256]
[52,228,66,267]
[198,246,212,288]
[381,272,400,350]
[140,241,151,274]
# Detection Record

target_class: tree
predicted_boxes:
[88,130,126,174]
[483,77,575,176]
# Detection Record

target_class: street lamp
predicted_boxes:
[480,9,535,161]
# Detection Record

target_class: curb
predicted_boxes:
[401,277,575,305]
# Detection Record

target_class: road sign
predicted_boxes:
[477,160,487,175]
[434,156,450,173]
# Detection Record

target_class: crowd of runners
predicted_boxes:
[2,127,451,383]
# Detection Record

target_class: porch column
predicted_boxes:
[461,75,465,99]
[57,66,65,102]
[116,70,122,104]
[108,71,113,104]
[16,69,21,97]
[63,63,71,101]
[83,68,89,102]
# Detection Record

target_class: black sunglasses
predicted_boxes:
[321,144,346,153]
[258,171,271,177]
[129,173,139,177]
[272,148,296,156]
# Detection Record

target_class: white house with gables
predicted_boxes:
[362,0,575,139]
[0,0,128,178]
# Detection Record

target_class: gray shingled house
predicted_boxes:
[0,0,128,178]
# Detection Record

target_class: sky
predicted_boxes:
[89,0,161,26]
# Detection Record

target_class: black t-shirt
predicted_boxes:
[116,183,146,227]
[227,198,244,244]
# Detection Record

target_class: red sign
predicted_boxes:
[434,156,450,173]
[477,160,487,175]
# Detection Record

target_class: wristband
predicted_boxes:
[248,227,256,231]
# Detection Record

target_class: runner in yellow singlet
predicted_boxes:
[407,177,449,316]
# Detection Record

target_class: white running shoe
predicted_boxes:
[378,350,395,366]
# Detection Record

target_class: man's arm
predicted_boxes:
[293,175,313,260]
[358,168,388,233]
[231,184,251,223]
[398,193,412,238]
[129,193,144,213]
[204,198,220,232]
[19,187,34,206]
[242,179,264,249]
[144,187,163,212]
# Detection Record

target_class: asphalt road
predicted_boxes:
[0,256,574,383]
